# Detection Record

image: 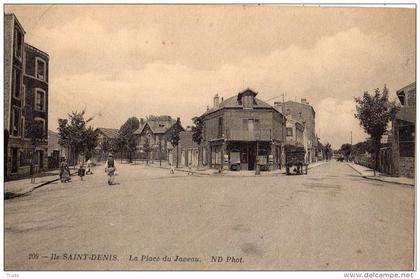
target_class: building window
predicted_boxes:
[22,84,26,106]
[13,69,22,99]
[286,127,293,137]
[14,27,23,59]
[242,119,248,131]
[35,57,47,81]
[399,123,415,157]
[254,119,260,130]
[218,117,223,138]
[34,117,46,137]
[12,106,20,137]
[243,95,254,109]
[248,119,254,132]
[35,89,46,112]
[21,116,25,138]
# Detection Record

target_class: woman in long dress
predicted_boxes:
[105,153,116,185]
[60,158,71,183]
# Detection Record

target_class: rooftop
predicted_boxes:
[202,89,274,117]
[135,116,179,134]
[96,128,119,139]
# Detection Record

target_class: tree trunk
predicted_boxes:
[374,137,381,176]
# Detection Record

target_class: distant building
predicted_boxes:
[200,89,286,171]
[391,82,415,178]
[135,115,184,161]
[175,130,199,168]
[275,99,317,163]
[95,127,119,161]
[285,117,304,147]
[47,130,75,168]
[4,14,49,179]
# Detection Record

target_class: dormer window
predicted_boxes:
[397,92,406,106]
[243,95,253,109]
[238,89,257,110]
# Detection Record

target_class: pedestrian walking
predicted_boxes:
[86,158,94,175]
[105,153,117,185]
[59,157,71,183]
[78,164,86,181]
[169,162,175,174]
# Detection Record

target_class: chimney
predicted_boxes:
[214,94,220,108]
[176,117,180,123]
[221,97,224,103]
[301,98,309,105]
[140,118,145,125]
[206,105,209,111]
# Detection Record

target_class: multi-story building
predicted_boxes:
[391,82,415,178]
[135,115,184,160]
[275,99,317,163]
[4,14,49,179]
[200,89,286,171]
[285,117,304,146]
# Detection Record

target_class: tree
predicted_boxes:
[354,86,398,174]
[167,119,183,168]
[340,143,352,161]
[117,117,140,163]
[191,116,204,169]
[58,110,98,165]
[352,139,375,156]
[324,142,332,161]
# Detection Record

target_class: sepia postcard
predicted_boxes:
[2,3,416,273]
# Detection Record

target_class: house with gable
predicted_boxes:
[135,115,184,160]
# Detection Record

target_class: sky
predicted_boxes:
[5,5,415,149]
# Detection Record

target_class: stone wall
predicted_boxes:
[399,157,415,178]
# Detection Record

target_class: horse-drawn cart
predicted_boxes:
[284,144,308,175]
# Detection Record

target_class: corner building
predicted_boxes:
[201,89,286,171]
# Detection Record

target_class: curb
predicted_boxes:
[4,171,78,200]
[346,163,414,186]
[146,161,328,177]
[144,163,212,176]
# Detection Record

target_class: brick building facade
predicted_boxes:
[4,14,49,179]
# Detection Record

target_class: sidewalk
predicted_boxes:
[143,160,328,177]
[4,168,78,200]
[347,162,415,186]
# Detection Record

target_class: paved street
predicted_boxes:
[5,161,414,270]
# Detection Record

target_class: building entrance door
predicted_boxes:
[248,142,256,170]
[37,150,44,170]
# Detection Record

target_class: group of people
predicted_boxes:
[59,153,117,185]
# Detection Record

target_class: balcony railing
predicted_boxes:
[226,129,272,141]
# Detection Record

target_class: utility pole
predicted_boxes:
[351,131,352,145]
